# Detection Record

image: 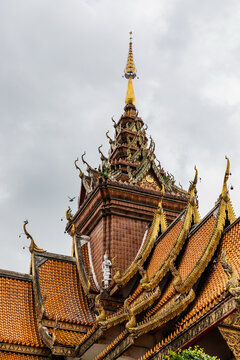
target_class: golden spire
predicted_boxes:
[124,32,137,105]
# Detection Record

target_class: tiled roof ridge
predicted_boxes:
[182,196,236,293]
[223,215,240,235]
[187,203,219,238]
[0,268,32,281]
[35,251,76,263]
[140,197,200,292]
[155,208,186,246]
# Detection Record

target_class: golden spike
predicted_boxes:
[124,31,137,79]
[222,156,230,202]
[188,166,198,205]
[124,32,136,105]
[125,76,135,105]
[23,220,45,253]
[74,157,83,179]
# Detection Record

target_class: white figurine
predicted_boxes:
[102,253,112,289]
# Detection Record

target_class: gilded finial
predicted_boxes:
[188,166,198,205]
[124,32,136,105]
[23,220,45,253]
[222,156,231,202]
[81,151,94,173]
[74,158,83,179]
[124,32,136,79]
[66,206,73,222]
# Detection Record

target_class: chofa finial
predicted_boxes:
[188,166,198,205]
[222,156,231,202]
[23,220,45,253]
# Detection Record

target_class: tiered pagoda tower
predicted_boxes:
[67,33,188,291]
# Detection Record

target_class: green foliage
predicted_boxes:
[166,346,219,360]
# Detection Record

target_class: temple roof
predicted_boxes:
[33,251,95,326]
[139,216,240,360]
[0,270,43,349]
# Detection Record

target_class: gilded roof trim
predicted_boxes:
[141,201,200,291]
[180,158,236,293]
[129,289,195,336]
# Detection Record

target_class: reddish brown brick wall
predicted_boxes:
[109,215,148,275]
[89,219,104,287]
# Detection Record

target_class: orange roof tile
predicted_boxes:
[37,257,95,325]
[48,328,85,346]
[147,218,183,279]
[178,215,216,281]
[0,276,43,347]
[138,217,240,360]
[0,353,48,360]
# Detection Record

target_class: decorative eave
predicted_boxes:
[139,295,236,360]
[66,178,187,234]
[0,343,50,357]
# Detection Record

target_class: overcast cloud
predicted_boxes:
[1,0,240,273]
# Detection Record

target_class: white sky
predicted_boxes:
[1,0,240,273]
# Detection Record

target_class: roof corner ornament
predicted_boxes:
[124,299,137,330]
[74,157,83,179]
[138,264,149,288]
[66,206,73,221]
[102,253,112,290]
[74,157,92,195]
[80,152,96,193]
[170,261,185,294]
[112,257,121,284]
[81,151,94,173]
[23,220,45,253]
[188,166,198,206]
[95,294,106,323]
[111,116,117,129]
[222,156,231,202]
[221,249,240,304]
[124,32,137,106]
[98,145,110,180]
[38,316,58,349]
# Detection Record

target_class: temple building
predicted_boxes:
[1,34,240,360]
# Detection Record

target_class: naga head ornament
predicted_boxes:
[23,220,45,253]
[74,157,83,179]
